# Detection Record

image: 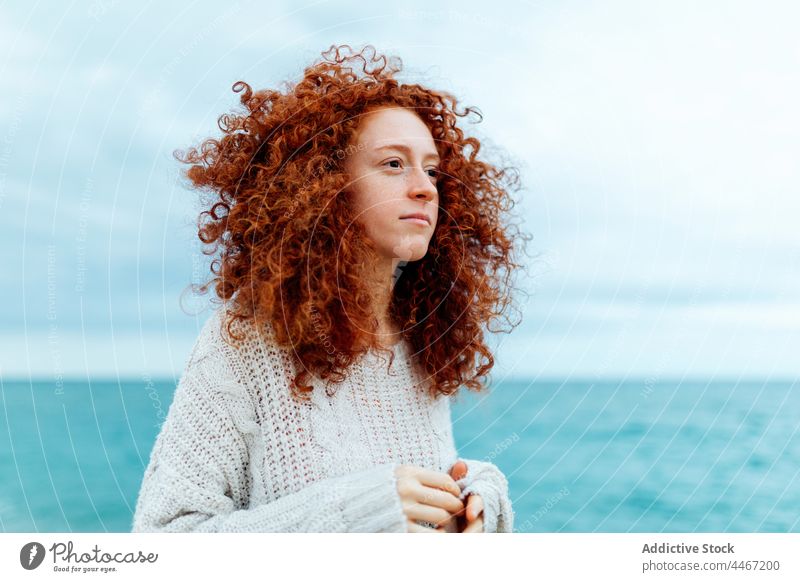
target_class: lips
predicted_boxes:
[400,213,431,225]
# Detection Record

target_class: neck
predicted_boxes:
[362,255,407,347]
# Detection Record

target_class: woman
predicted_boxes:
[132,44,527,533]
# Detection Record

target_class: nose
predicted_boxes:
[406,166,438,202]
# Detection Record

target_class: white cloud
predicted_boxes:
[4,0,800,377]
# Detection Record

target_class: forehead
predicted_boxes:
[353,106,436,150]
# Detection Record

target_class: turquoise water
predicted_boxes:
[1,378,798,532]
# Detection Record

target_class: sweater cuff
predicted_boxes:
[337,463,407,533]
[455,459,514,533]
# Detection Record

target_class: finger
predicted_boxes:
[413,467,462,498]
[449,460,468,481]
[407,521,446,533]
[441,515,460,533]
[463,516,484,533]
[467,495,484,521]
[416,485,465,514]
[402,501,454,527]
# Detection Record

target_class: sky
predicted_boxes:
[1,0,798,381]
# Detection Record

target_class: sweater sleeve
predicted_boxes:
[131,345,408,533]
[455,458,514,533]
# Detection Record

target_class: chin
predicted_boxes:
[387,237,430,262]
[403,250,428,262]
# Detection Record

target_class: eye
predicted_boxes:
[426,168,439,179]
[384,159,402,169]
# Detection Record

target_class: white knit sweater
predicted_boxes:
[132,306,514,533]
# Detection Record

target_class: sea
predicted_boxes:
[1,377,798,533]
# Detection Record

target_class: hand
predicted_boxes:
[394,465,465,533]
[462,494,484,533]
[444,459,485,533]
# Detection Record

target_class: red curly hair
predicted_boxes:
[176,44,529,400]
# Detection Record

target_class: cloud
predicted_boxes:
[3,0,799,378]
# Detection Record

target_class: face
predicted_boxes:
[344,106,440,266]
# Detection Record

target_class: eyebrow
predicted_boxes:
[374,143,440,162]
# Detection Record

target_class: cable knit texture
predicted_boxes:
[132,306,514,533]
